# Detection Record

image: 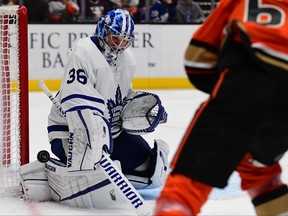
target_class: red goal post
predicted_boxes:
[0,5,29,196]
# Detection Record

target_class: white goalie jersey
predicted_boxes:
[47,36,136,141]
[20,9,169,213]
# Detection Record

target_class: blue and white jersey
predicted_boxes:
[47,36,136,141]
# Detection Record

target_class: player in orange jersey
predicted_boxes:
[154,0,288,215]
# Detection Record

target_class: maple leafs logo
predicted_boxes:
[106,85,126,127]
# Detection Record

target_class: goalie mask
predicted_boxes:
[95,9,134,65]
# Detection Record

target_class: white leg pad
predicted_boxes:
[125,174,150,189]
[126,139,170,189]
[46,158,124,208]
[19,160,51,202]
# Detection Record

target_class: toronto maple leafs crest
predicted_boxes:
[106,85,127,134]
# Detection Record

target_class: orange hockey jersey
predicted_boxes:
[185,0,288,92]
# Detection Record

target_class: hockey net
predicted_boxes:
[0,5,29,196]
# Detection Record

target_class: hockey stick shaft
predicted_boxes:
[37,80,151,215]
[38,80,65,116]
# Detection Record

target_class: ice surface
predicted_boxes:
[0,89,286,215]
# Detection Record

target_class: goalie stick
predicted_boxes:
[38,80,65,117]
[38,80,152,216]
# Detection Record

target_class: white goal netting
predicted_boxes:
[0,5,28,196]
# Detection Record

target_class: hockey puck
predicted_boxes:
[37,150,50,163]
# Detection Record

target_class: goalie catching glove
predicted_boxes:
[121,90,168,135]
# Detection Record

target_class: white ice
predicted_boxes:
[0,89,287,215]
